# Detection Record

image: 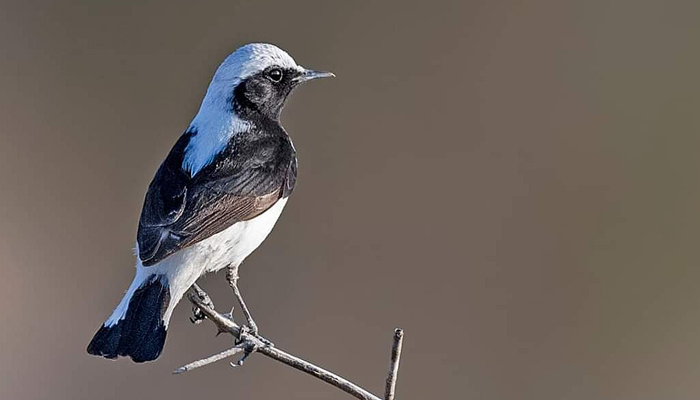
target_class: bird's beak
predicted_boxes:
[294,69,335,83]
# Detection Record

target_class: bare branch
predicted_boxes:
[384,328,404,400]
[257,344,379,400]
[173,345,244,374]
[178,287,397,400]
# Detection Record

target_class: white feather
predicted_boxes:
[183,109,250,176]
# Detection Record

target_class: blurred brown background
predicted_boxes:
[1,1,700,399]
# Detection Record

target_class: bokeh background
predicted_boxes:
[1,1,700,399]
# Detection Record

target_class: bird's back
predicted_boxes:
[137,122,296,266]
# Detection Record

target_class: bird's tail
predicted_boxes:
[87,272,171,363]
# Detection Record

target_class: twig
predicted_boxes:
[177,287,402,400]
[384,328,404,400]
[173,346,244,374]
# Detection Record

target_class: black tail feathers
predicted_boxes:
[87,275,170,363]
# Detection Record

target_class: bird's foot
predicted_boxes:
[230,326,273,367]
[189,286,215,324]
[231,339,257,367]
[190,306,207,324]
[244,320,259,337]
[231,343,259,367]
[236,324,274,348]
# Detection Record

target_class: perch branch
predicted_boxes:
[175,287,403,400]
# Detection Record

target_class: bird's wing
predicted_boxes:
[137,134,295,266]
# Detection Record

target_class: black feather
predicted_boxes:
[87,276,170,363]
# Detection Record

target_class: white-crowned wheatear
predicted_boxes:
[87,43,334,362]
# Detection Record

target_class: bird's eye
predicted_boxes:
[267,68,283,82]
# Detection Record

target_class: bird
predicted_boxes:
[87,43,334,363]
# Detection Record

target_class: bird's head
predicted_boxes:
[200,43,334,122]
[184,43,332,176]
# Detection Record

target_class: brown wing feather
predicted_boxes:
[174,189,281,246]
[139,188,282,267]
[137,128,296,266]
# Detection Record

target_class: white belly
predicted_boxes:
[141,197,288,324]
[198,197,288,273]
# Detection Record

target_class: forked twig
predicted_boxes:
[175,286,404,400]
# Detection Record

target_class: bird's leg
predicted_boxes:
[225,266,263,339]
[189,283,215,324]
[225,266,274,350]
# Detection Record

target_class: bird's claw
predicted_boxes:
[231,329,265,367]
[189,309,205,324]
[246,321,259,337]
[236,325,275,347]
[229,326,274,367]
[231,341,258,367]
[189,286,215,324]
